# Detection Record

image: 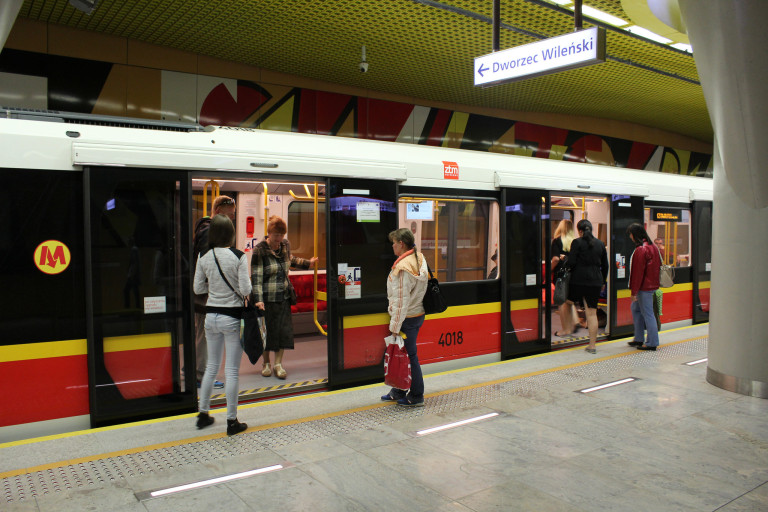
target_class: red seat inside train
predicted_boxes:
[289,273,327,313]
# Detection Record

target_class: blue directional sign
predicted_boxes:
[474,27,606,87]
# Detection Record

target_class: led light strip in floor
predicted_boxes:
[137,464,286,501]
[578,377,637,393]
[684,358,708,366]
[415,412,499,436]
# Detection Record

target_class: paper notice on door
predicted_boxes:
[356,202,380,222]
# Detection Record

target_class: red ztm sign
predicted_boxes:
[34,240,71,275]
[443,161,459,179]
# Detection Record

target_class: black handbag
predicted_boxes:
[415,251,447,315]
[240,303,265,364]
[213,249,264,364]
[553,267,571,306]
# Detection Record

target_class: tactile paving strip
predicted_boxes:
[2,337,707,504]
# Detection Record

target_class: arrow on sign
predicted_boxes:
[477,63,489,77]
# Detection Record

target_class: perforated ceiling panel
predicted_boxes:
[17,0,711,141]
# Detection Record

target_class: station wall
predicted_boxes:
[0,18,712,176]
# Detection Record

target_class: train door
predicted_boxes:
[548,192,612,348]
[191,177,328,402]
[501,188,546,358]
[326,177,398,387]
[609,195,645,338]
[86,167,195,427]
[692,200,712,323]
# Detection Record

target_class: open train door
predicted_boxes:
[500,188,547,359]
[325,177,399,388]
[85,167,196,427]
[692,200,712,323]
[609,195,645,338]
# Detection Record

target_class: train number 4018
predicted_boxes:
[438,331,463,347]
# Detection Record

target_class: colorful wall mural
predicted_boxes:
[0,48,712,176]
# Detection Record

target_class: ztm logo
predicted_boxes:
[34,240,71,275]
[443,161,459,180]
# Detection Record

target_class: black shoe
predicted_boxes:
[227,418,248,436]
[637,345,657,351]
[627,341,643,347]
[196,412,214,429]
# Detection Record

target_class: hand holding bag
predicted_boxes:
[383,334,411,390]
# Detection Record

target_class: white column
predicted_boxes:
[679,0,768,396]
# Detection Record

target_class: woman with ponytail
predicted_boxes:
[565,219,609,354]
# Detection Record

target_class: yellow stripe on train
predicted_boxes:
[0,339,87,363]
[103,333,172,353]
[340,301,541,329]
[616,282,693,298]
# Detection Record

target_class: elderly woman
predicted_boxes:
[380,228,429,407]
[252,215,317,379]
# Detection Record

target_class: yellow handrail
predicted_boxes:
[312,182,327,335]
[202,180,220,217]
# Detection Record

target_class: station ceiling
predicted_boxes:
[17,0,712,142]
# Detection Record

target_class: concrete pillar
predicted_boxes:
[678,0,768,397]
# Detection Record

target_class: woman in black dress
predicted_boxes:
[565,219,609,354]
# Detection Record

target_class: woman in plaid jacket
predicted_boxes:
[252,216,317,379]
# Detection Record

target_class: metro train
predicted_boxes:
[0,110,713,442]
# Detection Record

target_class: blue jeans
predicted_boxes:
[388,315,425,400]
[199,313,243,420]
[631,290,659,347]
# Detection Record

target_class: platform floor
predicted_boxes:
[3,323,768,511]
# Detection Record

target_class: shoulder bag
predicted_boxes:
[213,249,265,364]
[553,264,571,306]
[415,251,447,315]
[655,245,675,288]
[383,334,411,390]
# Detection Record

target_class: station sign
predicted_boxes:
[474,27,606,87]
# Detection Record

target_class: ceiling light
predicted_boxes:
[581,6,627,26]
[625,26,672,44]
[670,43,693,53]
[548,0,573,5]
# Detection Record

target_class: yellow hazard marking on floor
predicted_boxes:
[0,325,708,479]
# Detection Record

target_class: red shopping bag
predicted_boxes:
[384,335,411,390]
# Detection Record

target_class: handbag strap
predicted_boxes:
[212,248,245,304]
[412,249,436,280]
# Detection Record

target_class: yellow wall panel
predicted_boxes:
[92,64,128,117]
[48,24,126,64]
[127,39,196,74]
[5,18,46,53]
[126,67,161,119]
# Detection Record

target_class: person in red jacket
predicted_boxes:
[627,223,661,351]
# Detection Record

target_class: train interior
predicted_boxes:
[191,177,329,401]
[548,193,611,348]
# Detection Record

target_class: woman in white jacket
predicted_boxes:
[193,214,251,435]
[381,228,429,407]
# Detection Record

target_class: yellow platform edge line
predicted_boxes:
[0,324,708,479]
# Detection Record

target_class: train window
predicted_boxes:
[644,208,692,268]
[399,197,500,283]
[287,200,327,269]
